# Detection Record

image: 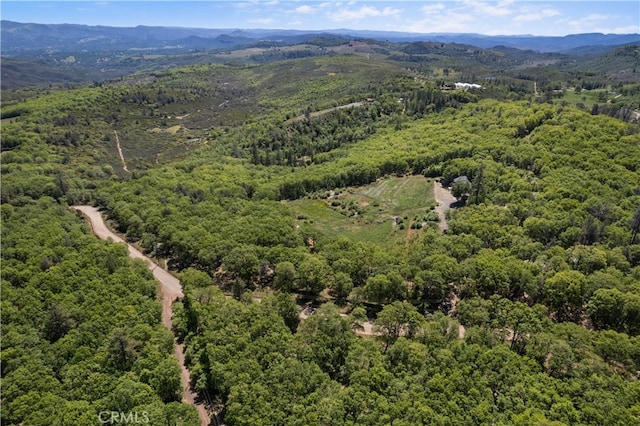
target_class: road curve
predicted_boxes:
[72,206,210,426]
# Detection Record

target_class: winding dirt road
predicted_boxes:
[72,206,210,426]
[433,181,457,233]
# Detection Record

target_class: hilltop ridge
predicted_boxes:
[3,20,639,56]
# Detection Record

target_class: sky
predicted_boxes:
[2,1,639,36]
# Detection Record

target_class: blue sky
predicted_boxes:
[2,1,639,36]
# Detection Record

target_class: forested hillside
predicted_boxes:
[2,42,640,425]
[1,200,200,424]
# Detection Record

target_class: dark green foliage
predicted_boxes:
[588,288,640,335]
[3,47,640,426]
[293,303,354,379]
[1,200,198,425]
[273,261,297,292]
[269,293,301,333]
[374,301,425,350]
[179,286,640,425]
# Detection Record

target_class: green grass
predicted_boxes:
[360,175,434,213]
[555,88,612,108]
[288,175,437,245]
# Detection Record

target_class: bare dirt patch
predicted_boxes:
[149,124,183,135]
[433,181,457,233]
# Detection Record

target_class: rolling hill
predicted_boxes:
[2,19,640,426]
[2,20,638,56]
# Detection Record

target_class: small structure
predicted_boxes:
[455,82,482,90]
[453,175,470,184]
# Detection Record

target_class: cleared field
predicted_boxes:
[554,88,611,108]
[288,175,437,245]
[360,175,433,212]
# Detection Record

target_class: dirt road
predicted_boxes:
[114,130,129,173]
[284,101,365,125]
[72,206,210,426]
[433,181,456,233]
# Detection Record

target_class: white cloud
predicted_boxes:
[407,0,520,34]
[248,18,274,25]
[228,0,634,36]
[327,5,401,22]
[567,13,614,25]
[235,1,277,10]
[514,8,560,23]
[407,12,475,34]
[463,0,513,18]
[594,25,640,34]
[296,5,315,14]
[563,13,617,32]
[421,4,445,14]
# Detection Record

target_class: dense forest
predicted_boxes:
[1,200,200,424]
[2,34,640,425]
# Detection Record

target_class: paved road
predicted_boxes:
[72,206,209,426]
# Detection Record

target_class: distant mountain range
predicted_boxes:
[2,20,639,56]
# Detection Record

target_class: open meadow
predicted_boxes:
[289,175,438,245]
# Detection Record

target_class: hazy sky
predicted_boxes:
[2,1,639,36]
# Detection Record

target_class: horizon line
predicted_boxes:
[2,20,640,38]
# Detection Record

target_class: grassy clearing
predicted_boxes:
[555,88,612,108]
[289,175,438,245]
[360,176,433,212]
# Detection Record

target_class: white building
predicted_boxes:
[455,82,483,90]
